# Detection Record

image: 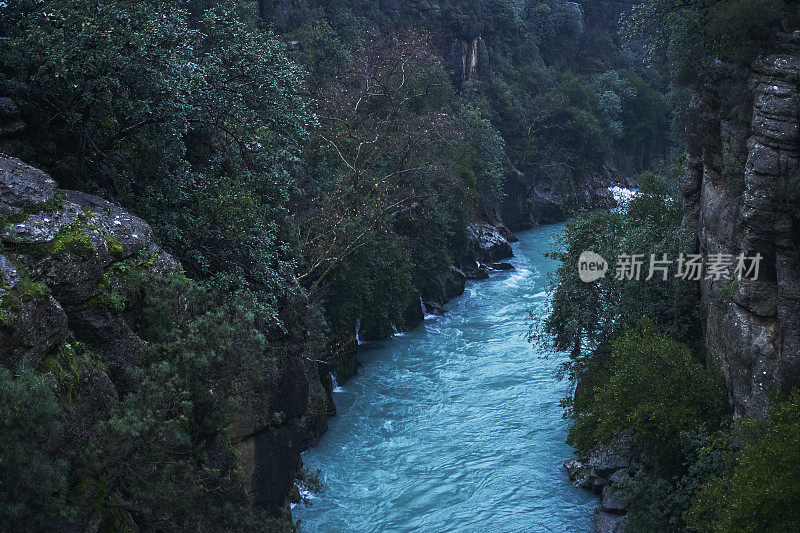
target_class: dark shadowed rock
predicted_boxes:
[491,262,514,271]
[685,49,800,417]
[0,254,19,296]
[564,458,592,489]
[399,293,425,331]
[593,508,627,533]
[600,486,627,514]
[422,301,446,316]
[421,265,466,304]
[0,295,68,369]
[461,262,491,280]
[588,445,631,478]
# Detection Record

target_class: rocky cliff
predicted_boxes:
[0,156,334,523]
[682,32,800,418]
[0,150,521,524]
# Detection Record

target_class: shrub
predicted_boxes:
[0,367,69,529]
[686,390,800,532]
[566,323,727,472]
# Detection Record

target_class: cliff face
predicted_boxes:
[499,167,618,230]
[0,156,333,522]
[683,33,800,417]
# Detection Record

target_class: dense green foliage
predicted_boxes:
[685,391,800,532]
[0,368,68,529]
[623,0,797,85]
[3,0,797,529]
[565,323,726,470]
[0,0,313,529]
[547,169,800,531]
[0,264,289,530]
[1,0,310,319]
[544,168,700,361]
[541,3,800,530]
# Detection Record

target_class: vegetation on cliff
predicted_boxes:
[0,0,668,529]
[546,2,800,530]
[2,0,798,530]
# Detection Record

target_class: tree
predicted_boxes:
[0,368,68,530]
[565,323,726,473]
[622,0,793,85]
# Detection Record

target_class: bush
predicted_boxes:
[0,368,69,529]
[565,323,727,472]
[687,390,800,532]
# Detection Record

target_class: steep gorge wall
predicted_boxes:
[682,33,800,417]
[0,154,334,522]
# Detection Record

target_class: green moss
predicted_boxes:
[0,277,50,330]
[50,224,95,258]
[10,217,96,259]
[1,190,67,226]
[105,235,124,260]
[721,276,738,302]
[40,334,103,403]
[90,253,149,312]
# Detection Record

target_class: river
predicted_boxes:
[294,223,596,532]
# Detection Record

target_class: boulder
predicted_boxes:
[0,295,68,369]
[593,509,627,533]
[600,486,628,514]
[398,293,424,331]
[564,458,592,489]
[461,262,490,280]
[588,445,631,478]
[422,301,446,316]
[421,265,466,304]
[0,156,57,217]
[2,202,80,244]
[608,468,630,485]
[466,222,513,263]
[67,191,153,258]
[491,262,515,271]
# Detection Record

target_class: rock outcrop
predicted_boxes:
[500,168,618,230]
[683,33,800,417]
[564,444,633,532]
[0,156,333,519]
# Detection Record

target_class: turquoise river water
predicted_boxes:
[294,223,596,532]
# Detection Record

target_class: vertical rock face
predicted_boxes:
[683,35,800,417]
[0,156,334,520]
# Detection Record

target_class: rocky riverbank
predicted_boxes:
[0,152,530,522]
[564,445,633,533]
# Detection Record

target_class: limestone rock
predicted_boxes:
[67,191,153,258]
[600,486,627,514]
[466,222,513,263]
[0,254,19,296]
[0,295,68,369]
[0,156,57,217]
[593,509,627,533]
[421,265,467,305]
[1,202,80,244]
[684,48,800,417]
